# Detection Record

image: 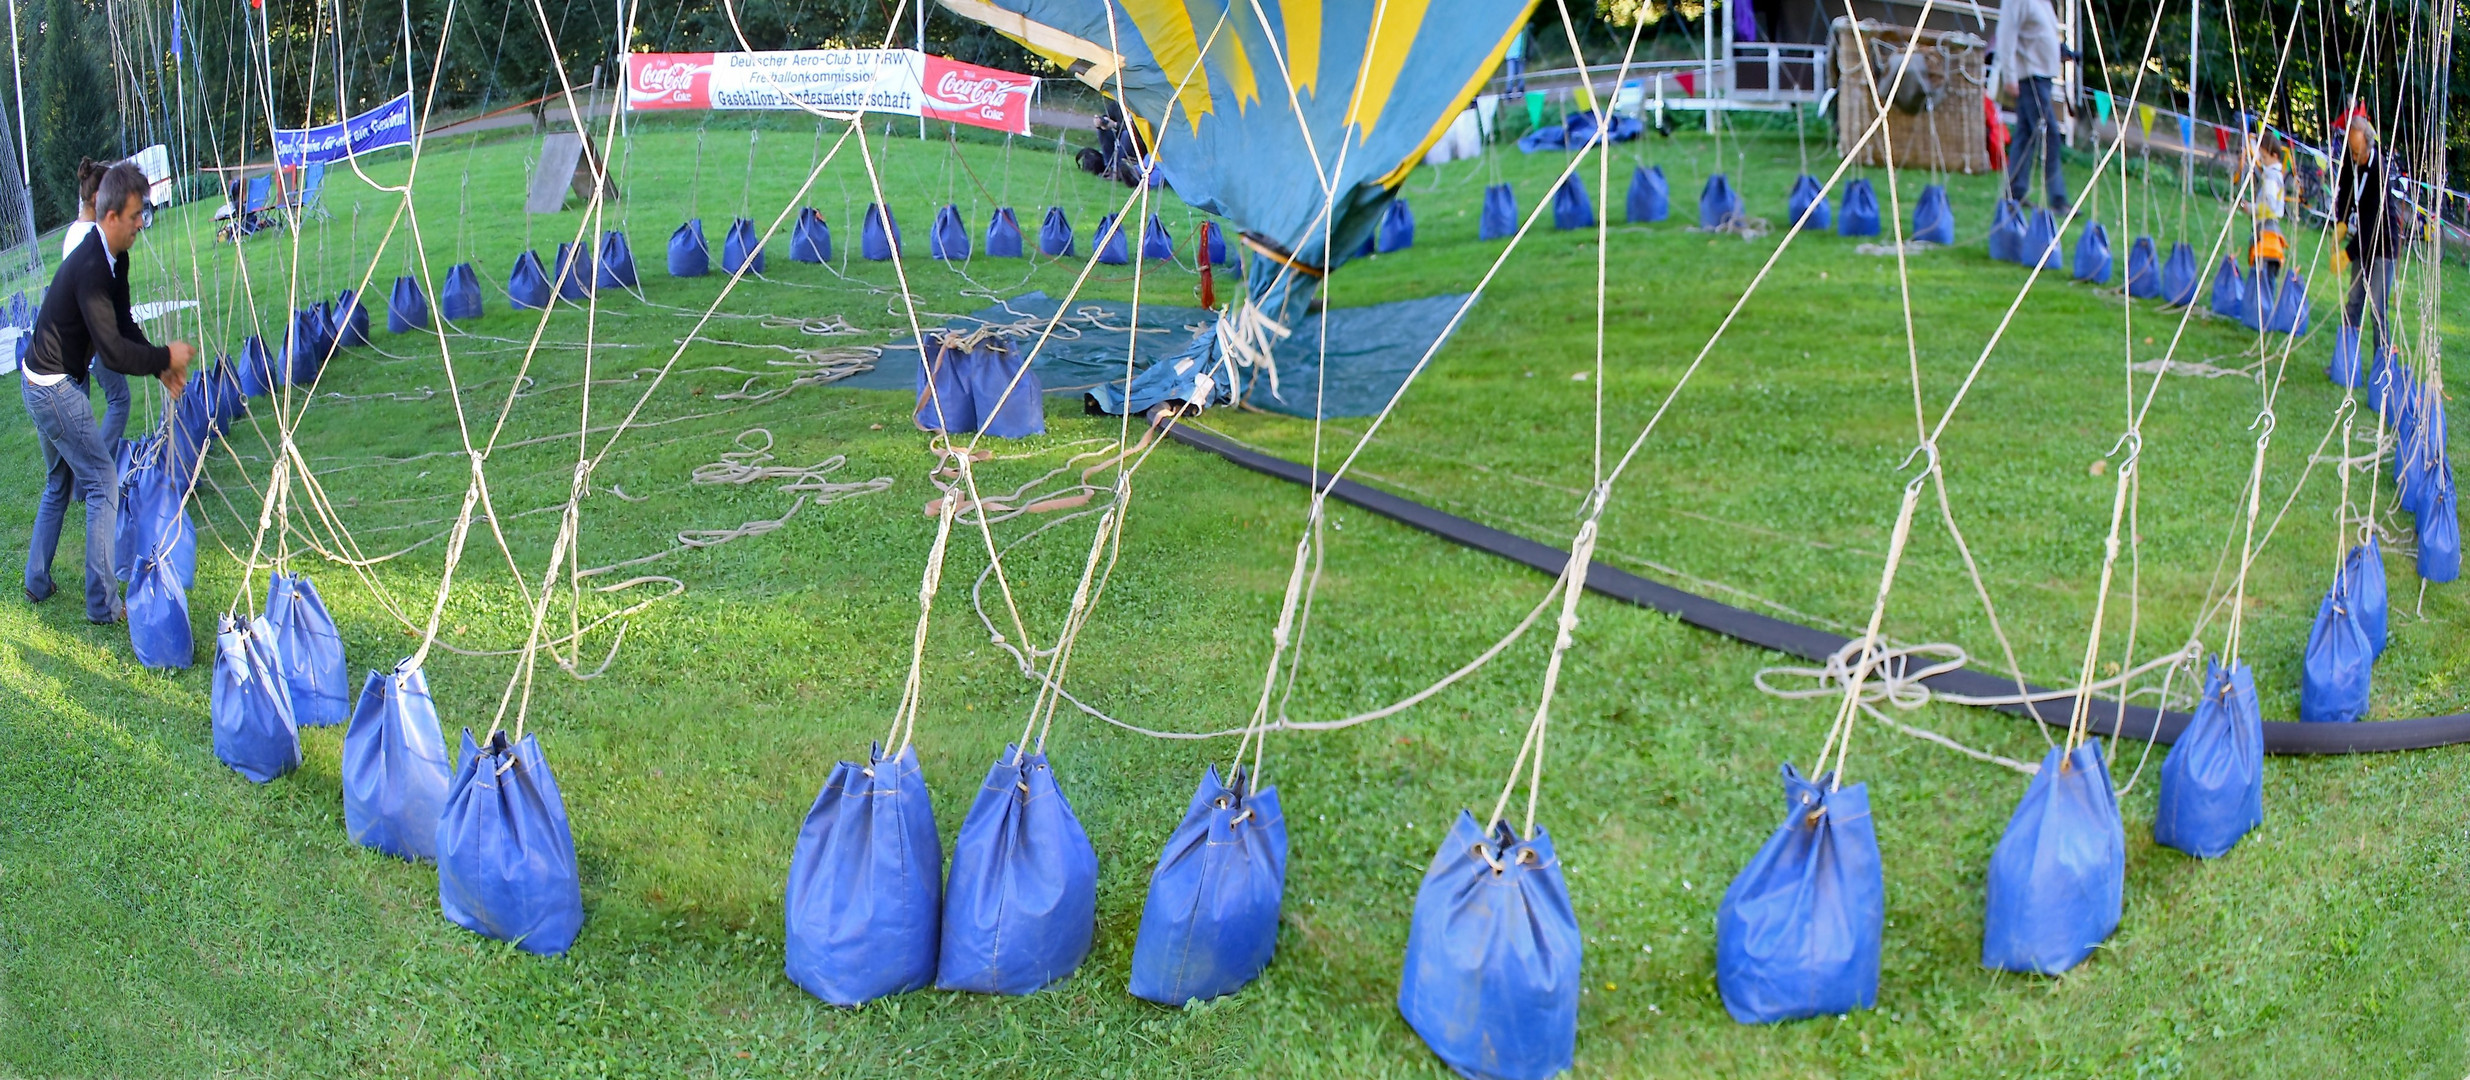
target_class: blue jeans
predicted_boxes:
[24,377,122,620]
[92,364,130,444]
[2006,76,2069,209]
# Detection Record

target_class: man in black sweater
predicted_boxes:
[2332,118,2406,364]
[21,161,192,622]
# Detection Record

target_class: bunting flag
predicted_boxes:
[171,0,186,59]
[2138,104,2155,136]
[2092,90,2112,122]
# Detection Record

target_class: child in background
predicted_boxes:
[2249,131,2288,279]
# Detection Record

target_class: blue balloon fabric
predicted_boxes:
[668,218,710,277]
[789,208,832,264]
[723,217,767,274]
[596,231,639,289]
[2301,572,2375,723]
[2208,256,2246,318]
[128,552,191,670]
[1627,165,1669,224]
[863,203,902,261]
[1480,183,1519,240]
[2161,241,2199,305]
[1717,764,1882,1024]
[387,275,429,334]
[1836,179,1880,237]
[1039,207,1075,256]
[2072,222,2113,284]
[335,289,373,347]
[1127,765,1288,1005]
[1095,213,1131,265]
[960,341,1046,439]
[2021,208,2062,270]
[2421,471,2461,583]
[1142,214,1175,260]
[2125,236,2163,298]
[212,615,300,784]
[1551,176,1594,231]
[1698,173,1741,229]
[440,262,484,321]
[785,743,942,1005]
[1376,199,1415,253]
[2154,659,2264,858]
[2328,325,2364,387]
[439,728,585,955]
[1981,742,2123,975]
[2348,537,2390,656]
[986,207,1025,258]
[1786,173,1831,231]
[1910,183,1954,244]
[1987,199,2023,263]
[343,660,453,862]
[266,572,349,727]
[506,250,553,309]
[1397,812,1580,1080]
[936,748,1098,995]
[932,204,972,260]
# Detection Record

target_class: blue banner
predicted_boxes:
[273,93,414,165]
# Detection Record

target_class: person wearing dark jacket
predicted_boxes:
[22,161,191,622]
[2332,118,2405,361]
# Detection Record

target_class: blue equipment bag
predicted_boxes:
[1481,183,1519,240]
[723,217,766,274]
[2154,659,2264,858]
[2421,470,2461,583]
[212,615,300,784]
[668,218,710,277]
[596,230,639,289]
[2328,325,2364,387]
[1397,812,1580,1080]
[1910,183,1954,244]
[282,308,322,388]
[960,340,1045,439]
[1988,199,2023,262]
[987,207,1025,257]
[1627,165,1668,224]
[790,208,832,263]
[863,203,901,261]
[2208,256,2246,318]
[386,275,428,333]
[2125,236,2163,297]
[235,334,274,397]
[2072,222,2113,284]
[128,553,192,670]
[2161,241,2199,305]
[1836,179,1880,237]
[116,440,195,589]
[438,728,586,955]
[2239,265,2272,331]
[506,250,553,309]
[1376,199,1415,253]
[1201,219,1231,265]
[1127,765,1288,1004]
[2269,270,2309,335]
[2301,573,2374,723]
[440,262,484,321]
[1786,173,1831,230]
[1095,213,1131,265]
[335,289,373,346]
[2021,207,2062,269]
[785,743,942,1005]
[552,243,591,301]
[932,204,972,260]
[1981,742,2123,975]
[1142,213,1175,260]
[1716,764,1882,1023]
[1040,207,1075,256]
[266,572,349,727]
[2348,537,2389,655]
[1698,173,1740,229]
[936,747,1098,995]
[915,336,978,434]
[343,659,453,861]
[1552,176,1594,230]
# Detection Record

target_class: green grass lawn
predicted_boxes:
[3,114,2467,1077]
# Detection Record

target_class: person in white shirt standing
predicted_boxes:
[60,159,131,448]
[1995,0,2070,212]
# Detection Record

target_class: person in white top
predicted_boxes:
[37,159,130,447]
[1994,0,2071,211]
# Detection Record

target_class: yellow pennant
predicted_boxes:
[2137,104,2156,136]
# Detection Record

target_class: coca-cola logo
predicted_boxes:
[634,61,709,95]
[928,70,1029,112]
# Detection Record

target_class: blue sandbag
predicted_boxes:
[1352,232,1376,260]
[127,553,192,670]
[2301,573,2374,723]
[785,743,941,1005]
[2125,236,2163,298]
[2368,350,2403,419]
[2208,256,2246,318]
[1376,199,1414,253]
[2154,659,2263,858]
[387,275,429,333]
[2269,270,2309,335]
[235,334,274,397]
[438,728,585,955]
[2239,265,2271,331]
[1039,207,1075,256]
[959,340,1045,439]
[936,747,1098,995]
[1142,214,1175,260]
[2021,208,2062,270]
[2161,241,2199,305]
[335,289,372,346]
[1095,213,1131,265]
[1698,173,1741,229]
[1717,764,1882,1023]
[668,218,710,277]
[1786,173,1831,231]
[1626,165,1668,224]
[343,659,453,861]
[1201,219,1231,265]
[2348,537,2389,656]
[1910,183,1954,244]
[266,572,349,728]
[117,443,194,590]
[552,243,592,301]
[506,250,552,309]
[1398,812,1579,1080]
[1987,199,2023,263]
[1480,183,1519,240]
[596,231,639,289]
[2328,325,2364,387]
[986,207,1024,257]
[2421,470,2460,583]
[1981,742,2122,975]
[723,217,766,274]
[915,336,977,433]
[1127,765,1287,1004]
[863,203,902,261]
[440,262,484,321]
[212,614,300,784]
[283,307,326,388]
[789,208,832,264]
[2072,222,2112,284]
[1836,179,1879,237]
[1551,176,1594,231]
[932,204,972,260]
